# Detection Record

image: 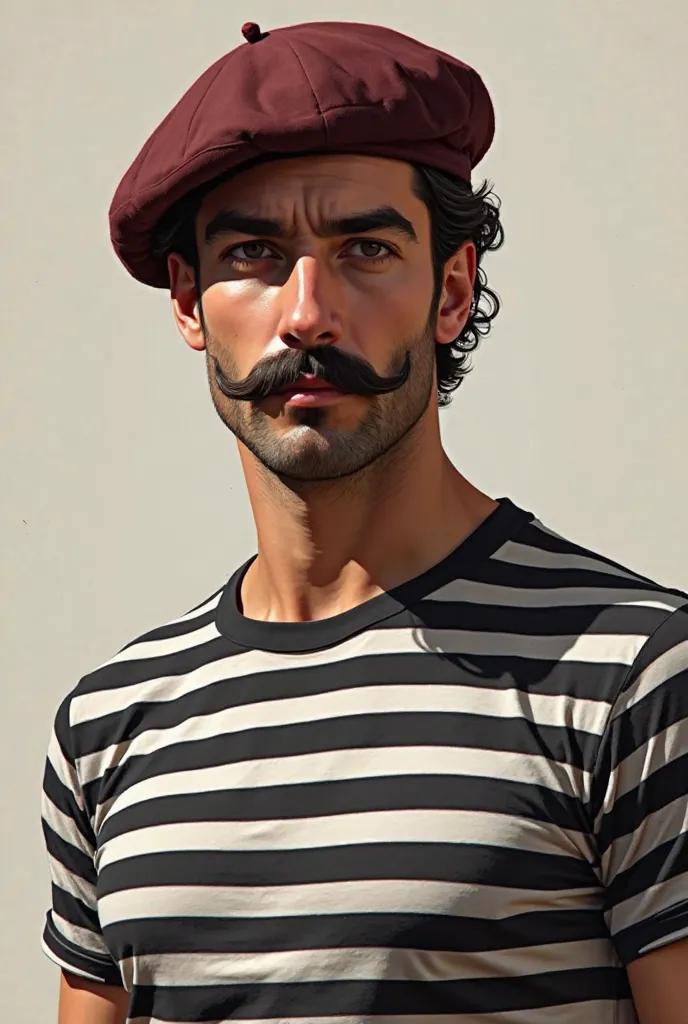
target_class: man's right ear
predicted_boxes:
[168,254,205,352]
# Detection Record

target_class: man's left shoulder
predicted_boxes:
[517,514,688,665]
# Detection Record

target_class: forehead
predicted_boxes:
[198,154,424,221]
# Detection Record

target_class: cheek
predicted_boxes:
[360,297,429,358]
[348,263,435,337]
[201,281,280,366]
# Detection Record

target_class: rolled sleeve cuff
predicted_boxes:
[41,911,124,987]
[614,901,688,965]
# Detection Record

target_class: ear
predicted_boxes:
[168,254,205,352]
[434,241,477,346]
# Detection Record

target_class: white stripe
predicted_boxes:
[50,911,112,957]
[48,852,97,908]
[46,729,87,813]
[72,626,646,729]
[96,808,587,870]
[431,577,684,612]
[166,592,223,626]
[597,718,688,820]
[78,681,608,786]
[42,793,93,858]
[98,745,582,827]
[99,878,599,927]
[119,937,613,988]
[608,869,688,934]
[640,923,688,956]
[105,620,221,666]
[494,541,645,582]
[89,596,222,674]
[601,791,688,881]
[611,636,688,718]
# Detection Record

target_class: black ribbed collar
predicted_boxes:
[215,498,533,654]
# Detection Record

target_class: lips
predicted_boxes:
[274,374,345,407]
[276,374,339,395]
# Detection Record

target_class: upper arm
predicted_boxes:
[627,937,688,1024]
[58,971,129,1024]
[592,604,688,1002]
[41,696,125,992]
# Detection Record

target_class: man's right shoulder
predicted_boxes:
[57,583,231,735]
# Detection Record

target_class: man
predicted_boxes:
[40,19,688,1024]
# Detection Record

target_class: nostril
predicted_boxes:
[281,330,337,347]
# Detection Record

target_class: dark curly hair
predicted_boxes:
[412,167,504,404]
[152,159,504,405]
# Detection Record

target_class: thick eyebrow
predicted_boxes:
[323,207,418,243]
[203,205,418,245]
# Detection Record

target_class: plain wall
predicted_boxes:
[2,1,687,1018]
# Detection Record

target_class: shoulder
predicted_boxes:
[56,583,230,754]
[506,515,688,698]
[499,512,688,625]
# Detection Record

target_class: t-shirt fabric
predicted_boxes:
[41,498,688,1023]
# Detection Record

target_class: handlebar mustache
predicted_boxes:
[213,347,411,402]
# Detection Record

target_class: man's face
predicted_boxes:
[169,155,470,482]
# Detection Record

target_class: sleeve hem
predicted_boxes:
[42,914,124,988]
[615,901,688,965]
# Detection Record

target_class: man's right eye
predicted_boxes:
[224,242,277,262]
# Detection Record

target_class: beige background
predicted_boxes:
[2,1,687,1019]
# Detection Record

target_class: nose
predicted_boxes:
[277,256,343,349]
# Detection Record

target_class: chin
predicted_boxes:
[242,430,371,482]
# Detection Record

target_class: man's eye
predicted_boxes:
[228,242,275,261]
[346,240,394,260]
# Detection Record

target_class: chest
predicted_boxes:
[92,690,601,968]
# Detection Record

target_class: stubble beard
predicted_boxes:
[206,321,438,483]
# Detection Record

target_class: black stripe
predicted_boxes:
[73,647,618,745]
[99,774,587,844]
[467,558,664,593]
[103,907,609,957]
[42,820,95,881]
[621,604,688,682]
[604,836,688,909]
[614,901,688,965]
[43,759,96,845]
[516,522,658,582]
[134,966,626,1020]
[98,842,596,895]
[415,598,673,639]
[84,712,598,810]
[72,651,620,759]
[51,882,102,934]
[43,913,123,986]
[604,670,688,770]
[121,604,219,648]
[73,624,648,752]
[596,753,688,854]
[77,634,241,696]
[53,695,75,759]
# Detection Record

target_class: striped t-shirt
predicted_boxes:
[41,498,688,1023]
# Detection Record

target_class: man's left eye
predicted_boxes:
[347,240,393,259]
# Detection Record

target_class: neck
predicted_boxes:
[238,407,497,623]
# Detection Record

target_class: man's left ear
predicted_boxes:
[435,241,477,346]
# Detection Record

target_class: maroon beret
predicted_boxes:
[109,21,495,288]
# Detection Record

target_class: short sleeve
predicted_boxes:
[40,694,124,986]
[593,602,688,965]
